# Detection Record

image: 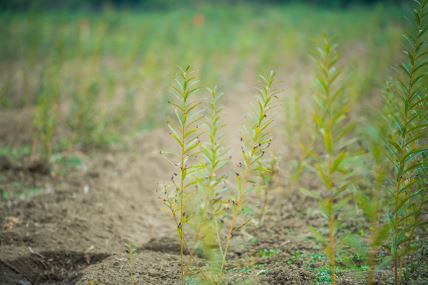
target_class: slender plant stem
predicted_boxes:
[259,186,269,223]
[368,178,381,285]
[328,213,336,285]
[178,91,187,284]
[214,217,223,256]
[220,170,248,273]
[393,179,401,285]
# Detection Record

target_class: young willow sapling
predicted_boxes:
[193,87,229,282]
[163,66,203,283]
[32,66,60,162]
[306,36,354,285]
[220,71,277,273]
[383,1,428,283]
[345,124,390,285]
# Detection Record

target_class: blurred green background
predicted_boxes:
[0,0,407,10]
[0,0,407,156]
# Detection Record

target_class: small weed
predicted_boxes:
[2,190,9,201]
[287,250,304,265]
[258,248,278,258]
[126,241,138,285]
[303,253,332,285]
[0,145,31,161]
[1,186,43,202]
[52,154,82,169]
[250,237,258,245]
[314,267,332,285]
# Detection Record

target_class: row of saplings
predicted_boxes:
[161,1,427,284]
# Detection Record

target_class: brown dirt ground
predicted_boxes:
[0,79,399,285]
